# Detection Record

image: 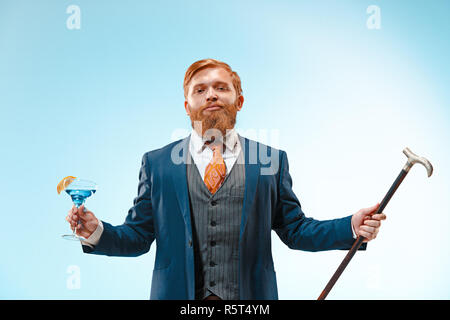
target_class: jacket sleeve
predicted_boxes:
[272,151,366,252]
[82,152,156,257]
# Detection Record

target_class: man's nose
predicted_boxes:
[206,87,218,102]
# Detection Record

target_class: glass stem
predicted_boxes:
[74,219,81,236]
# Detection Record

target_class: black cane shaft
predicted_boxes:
[378,169,408,213]
[317,169,409,300]
[317,235,365,300]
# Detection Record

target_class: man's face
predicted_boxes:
[184,67,244,138]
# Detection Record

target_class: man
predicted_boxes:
[66,58,386,300]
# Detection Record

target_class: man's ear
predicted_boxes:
[184,100,190,116]
[236,95,244,111]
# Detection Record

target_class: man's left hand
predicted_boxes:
[351,203,387,242]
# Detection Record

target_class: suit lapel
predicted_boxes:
[238,134,260,242]
[170,135,193,236]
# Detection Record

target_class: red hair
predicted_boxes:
[183,59,243,98]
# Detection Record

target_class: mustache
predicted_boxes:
[201,102,225,111]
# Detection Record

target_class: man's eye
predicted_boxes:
[217,87,227,91]
[196,89,205,93]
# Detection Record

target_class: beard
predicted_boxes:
[188,99,239,139]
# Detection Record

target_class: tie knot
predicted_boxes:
[211,144,221,153]
[205,141,224,154]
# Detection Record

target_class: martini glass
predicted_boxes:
[62,178,98,241]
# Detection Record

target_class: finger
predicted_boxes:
[364,219,380,227]
[70,211,78,222]
[363,203,380,214]
[75,205,82,219]
[77,204,85,215]
[78,204,91,219]
[68,207,75,217]
[369,228,379,240]
[360,225,376,234]
[67,215,74,224]
[371,213,386,221]
[358,230,372,240]
[77,207,91,221]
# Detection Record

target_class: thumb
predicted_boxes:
[77,204,89,220]
[78,204,86,213]
[361,203,380,215]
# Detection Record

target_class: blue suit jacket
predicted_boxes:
[82,135,363,299]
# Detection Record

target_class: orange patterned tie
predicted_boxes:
[204,143,227,194]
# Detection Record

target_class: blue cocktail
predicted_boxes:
[65,189,96,207]
[60,178,98,241]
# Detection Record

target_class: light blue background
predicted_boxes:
[1,0,449,299]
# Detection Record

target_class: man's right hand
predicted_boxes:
[65,204,99,240]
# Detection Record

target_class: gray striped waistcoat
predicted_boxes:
[186,150,245,300]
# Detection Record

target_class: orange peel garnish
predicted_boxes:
[57,176,76,194]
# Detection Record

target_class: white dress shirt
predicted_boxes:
[189,128,241,180]
[81,128,242,248]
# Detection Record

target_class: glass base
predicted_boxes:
[61,233,87,242]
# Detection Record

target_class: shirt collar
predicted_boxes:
[190,128,238,154]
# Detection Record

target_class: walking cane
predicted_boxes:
[317,147,433,300]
